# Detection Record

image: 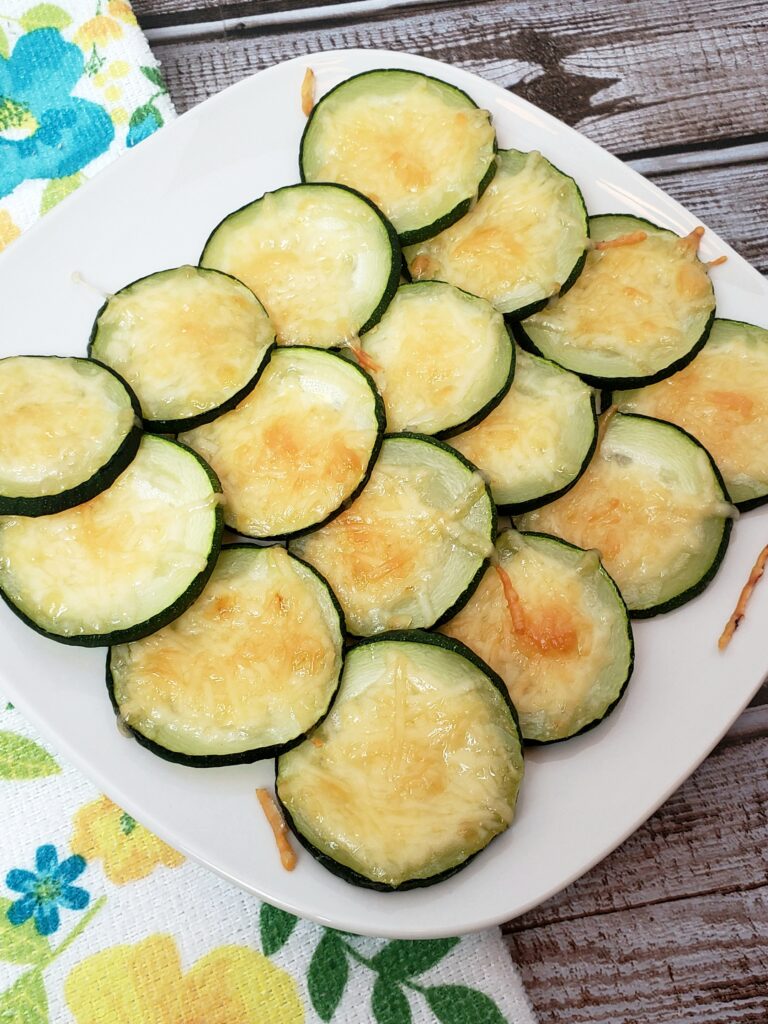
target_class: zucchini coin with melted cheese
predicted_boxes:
[441,530,633,742]
[0,355,141,517]
[181,347,384,540]
[517,412,735,616]
[516,214,716,387]
[0,435,223,645]
[89,265,275,433]
[201,183,400,349]
[290,433,495,635]
[109,545,344,765]
[277,631,524,889]
[612,318,768,511]
[301,69,497,245]
[405,149,588,319]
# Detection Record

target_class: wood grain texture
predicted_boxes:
[505,736,768,1023]
[142,0,768,159]
[649,160,768,275]
[507,889,768,1023]
[506,733,768,930]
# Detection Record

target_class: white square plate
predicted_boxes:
[1,48,766,938]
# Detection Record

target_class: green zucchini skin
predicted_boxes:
[496,390,599,518]
[514,213,716,389]
[289,431,497,635]
[88,268,276,434]
[384,431,498,630]
[0,439,224,647]
[502,186,590,323]
[623,415,734,620]
[224,355,387,543]
[359,280,516,440]
[396,150,497,249]
[514,310,716,391]
[608,318,768,513]
[277,794,487,892]
[0,357,143,518]
[277,629,522,891]
[516,532,635,745]
[436,321,516,440]
[199,182,402,340]
[106,546,346,767]
[299,68,498,247]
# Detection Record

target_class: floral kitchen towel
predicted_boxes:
[0,704,538,1023]
[0,0,173,249]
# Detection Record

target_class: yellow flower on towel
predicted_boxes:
[0,211,21,252]
[65,935,305,1024]
[107,0,138,25]
[71,796,184,884]
[74,15,123,49]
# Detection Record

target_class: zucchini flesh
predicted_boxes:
[0,436,223,645]
[517,412,735,616]
[290,434,495,635]
[180,347,384,539]
[441,530,633,742]
[613,318,768,511]
[276,632,523,889]
[449,346,596,512]
[300,69,496,245]
[109,545,343,764]
[89,266,275,432]
[200,183,400,349]
[517,214,716,386]
[0,356,140,516]
[405,149,588,318]
[360,281,514,436]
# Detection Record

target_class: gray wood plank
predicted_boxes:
[132,0,382,23]
[142,0,768,159]
[503,734,768,930]
[648,160,768,275]
[507,888,768,1023]
[505,735,768,1023]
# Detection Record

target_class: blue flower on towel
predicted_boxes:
[0,28,114,199]
[6,843,90,936]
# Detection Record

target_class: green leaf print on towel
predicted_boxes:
[0,732,59,780]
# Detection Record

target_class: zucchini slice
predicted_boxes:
[449,346,597,514]
[200,183,400,349]
[516,214,716,387]
[359,281,514,437]
[0,435,223,646]
[180,347,384,540]
[0,356,140,517]
[300,69,496,246]
[290,434,495,635]
[441,530,633,743]
[404,149,589,319]
[612,318,768,511]
[517,412,735,616]
[276,631,524,890]
[89,266,275,433]
[108,545,344,765]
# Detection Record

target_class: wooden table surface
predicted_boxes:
[131,1,768,1019]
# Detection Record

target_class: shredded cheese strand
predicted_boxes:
[593,230,647,251]
[680,225,705,252]
[256,788,297,871]
[301,67,315,117]
[718,543,768,651]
